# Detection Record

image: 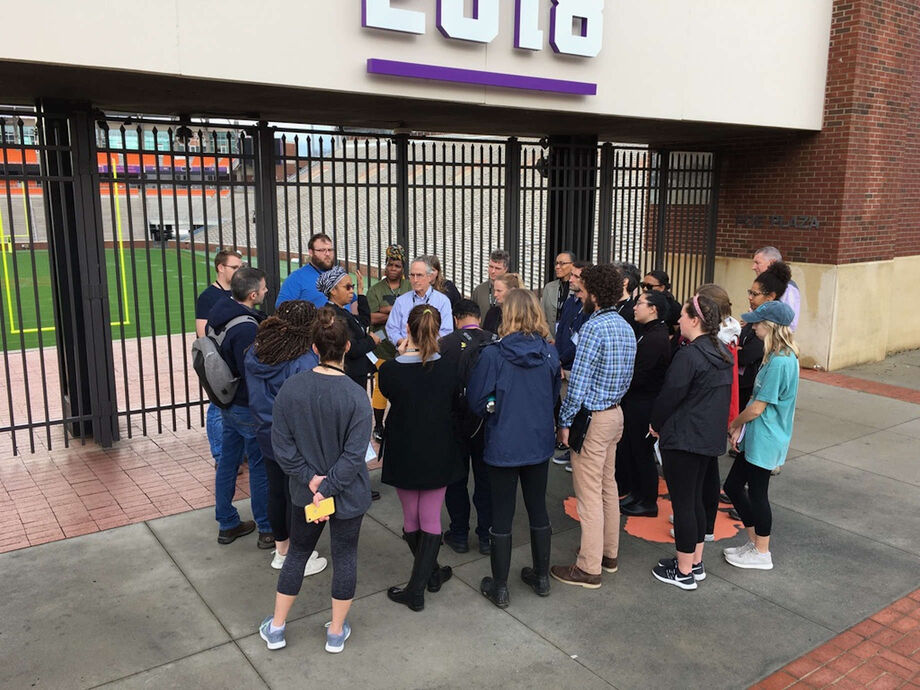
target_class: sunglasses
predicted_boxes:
[639,282,661,290]
[340,283,354,291]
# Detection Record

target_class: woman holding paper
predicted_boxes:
[723,301,799,571]
[379,304,465,612]
[259,307,373,654]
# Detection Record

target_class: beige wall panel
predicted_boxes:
[827,261,892,370]
[885,256,920,354]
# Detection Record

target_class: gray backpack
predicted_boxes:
[191,315,258,408]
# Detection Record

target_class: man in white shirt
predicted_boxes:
[386,256,454,344]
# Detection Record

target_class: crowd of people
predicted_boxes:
[194,236,801,653]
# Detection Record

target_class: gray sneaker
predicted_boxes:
[723,540,755,557]
[724,546,773,570]
[259,615,286,650]
[324,621,351,653]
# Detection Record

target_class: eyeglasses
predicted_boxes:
[555,260,572,266]
[312,247,334,254]
[639,282,661,291]
[747,289,768,298]
[342,283,354,291]
[224,263,243,271]
[408,273,427,279]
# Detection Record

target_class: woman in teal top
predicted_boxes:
[723,301,799,571]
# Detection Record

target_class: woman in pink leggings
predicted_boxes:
[379,304,465,612]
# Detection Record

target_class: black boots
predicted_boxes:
[521,525,552,596]
[480,530,512,608]
[388,531,447,611]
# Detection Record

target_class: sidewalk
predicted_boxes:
[1,354,919,689]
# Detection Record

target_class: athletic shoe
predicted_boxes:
[257,532,276,550]
[259,615,286,650]
[373,425,385,443]
[657,556,706,581]
[652,562,697,590]
[771,466,782,476]
[552,452,571,465]
[270,550,327,576]
[564,462,572,473]
[668,514,674,524]
[324,621,351,653]
[555,442,569,452]
[724,547,773,570]
[722,541,754,557]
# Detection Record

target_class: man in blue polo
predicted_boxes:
[386,256,453,344]
[276,232,356,309]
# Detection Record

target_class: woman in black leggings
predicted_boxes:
[259,307,374,654]
[649,295,733,591]
[467,289,561,608]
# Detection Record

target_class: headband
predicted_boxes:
[316,265,348,296]
[692,295,702,319]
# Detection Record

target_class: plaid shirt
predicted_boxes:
[559,307,636,427]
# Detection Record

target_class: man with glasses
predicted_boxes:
[196,249,244,469]
[470,249,510,323]
[541,251,576,335]
[386,256,453,345]
[276,233,356,310]
[752,246,800,331]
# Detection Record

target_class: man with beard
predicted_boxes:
[276,233,355,309]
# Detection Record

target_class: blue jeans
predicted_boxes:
[206,403,222,464]
[216,405,270,533]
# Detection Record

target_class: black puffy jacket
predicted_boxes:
[650,335,733,457]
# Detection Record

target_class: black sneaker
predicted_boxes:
[652,562,698,590]
[217,520,256,545]
[371,490,381,501]
[373,425,385,443]
[257,532,275,550]
[657,556,706,581]
[555,442,569,452]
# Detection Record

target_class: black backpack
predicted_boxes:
[456,329,499,438]
[191,315,258,408]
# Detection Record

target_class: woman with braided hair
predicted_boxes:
[245,300,327,576]
[649,294,733,590]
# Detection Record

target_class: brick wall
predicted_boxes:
[715,0,920,265]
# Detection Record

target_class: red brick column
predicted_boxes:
[715,0,920,266]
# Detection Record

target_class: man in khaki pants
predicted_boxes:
[551,264,636,588]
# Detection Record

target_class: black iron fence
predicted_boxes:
[0,106,718,454]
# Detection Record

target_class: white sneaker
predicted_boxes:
[724,546,773,570]
[668,514,674,524]
[304,551,328,577]
[668,527,714,543]
[564,463,572,473]
[722,541,754,557]
[270,550,285,570]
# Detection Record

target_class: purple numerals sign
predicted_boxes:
[366,58,597,96]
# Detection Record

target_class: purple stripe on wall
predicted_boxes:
[366,58,596,95]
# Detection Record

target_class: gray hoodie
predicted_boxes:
[271,370,373,517]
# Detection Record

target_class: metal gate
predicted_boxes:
[0,107,718,454]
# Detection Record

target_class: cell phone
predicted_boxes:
[305,496,335,522]
[382,295,397,306]
[372,329,387,340]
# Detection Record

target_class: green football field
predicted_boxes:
[0,246,294,351]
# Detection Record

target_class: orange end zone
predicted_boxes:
[564,476,744,544]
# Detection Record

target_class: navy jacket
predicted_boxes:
[467,332,561,467]
[244,348,319,460]
[554,294,589,369]
[206,298,266,407]
[650,335,733,457]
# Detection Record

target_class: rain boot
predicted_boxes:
[521,525,552,596]
[480,530,511,608]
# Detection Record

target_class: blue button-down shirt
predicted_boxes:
[385,286,453,343]
[559,307,637,427]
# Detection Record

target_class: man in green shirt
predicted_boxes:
[366,244,411,441]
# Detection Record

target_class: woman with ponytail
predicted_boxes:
[260,306,373,654]
[378,304,465,612]
[723,300,799,571]
[649,294,733,590]
[245,300,328,576]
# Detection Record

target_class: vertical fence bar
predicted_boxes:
[503,137,521,273]
[255,123,281,312]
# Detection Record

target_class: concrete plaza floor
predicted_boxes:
[1,358,919,688]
